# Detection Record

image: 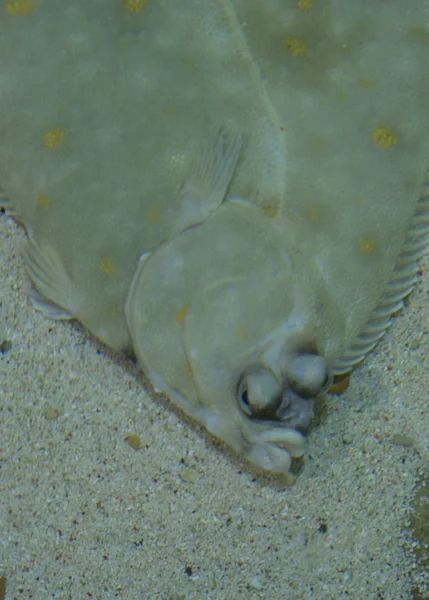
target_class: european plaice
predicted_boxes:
[1,1,428,477]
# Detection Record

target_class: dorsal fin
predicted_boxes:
[333,171,429,374]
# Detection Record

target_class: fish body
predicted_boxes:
[1,1,428,475]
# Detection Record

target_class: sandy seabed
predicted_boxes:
[0,212,428,600]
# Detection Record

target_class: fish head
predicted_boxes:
[126,200,331,475]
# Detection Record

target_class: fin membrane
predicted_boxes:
[174,127,242,232]
[23,238,76,320]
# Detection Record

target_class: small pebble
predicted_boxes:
[391,434,414,447]
[342,434,354,445]
[44,405,61,420]
[329,372,351,394]
[125,433,141,450]
[248,576,263,590]
[179,468,198,483]
[0,339,11,354]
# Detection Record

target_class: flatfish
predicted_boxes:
[1,0,428,476]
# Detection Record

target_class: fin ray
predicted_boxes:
[24,238,77,320]
[183,127,242,204]
[333,174,429,374]
[174,127,242,232]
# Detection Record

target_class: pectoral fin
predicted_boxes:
[174,127,242,232]
[24,238,78,320]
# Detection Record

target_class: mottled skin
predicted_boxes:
[0,1,428,475]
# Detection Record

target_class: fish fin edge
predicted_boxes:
[24,238,77,321]
[333,174,429,374]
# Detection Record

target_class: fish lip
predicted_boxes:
[276,388,315,430]
[254,426,307,460]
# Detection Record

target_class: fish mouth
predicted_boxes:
[275,388,315,430]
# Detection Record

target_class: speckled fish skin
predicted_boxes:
[1,1,429,476]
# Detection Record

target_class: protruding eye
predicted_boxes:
[238,384,251,416]
[287,353,331,398]
[237,367,282,417]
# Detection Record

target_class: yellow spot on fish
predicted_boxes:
[43,126,65,149]
[358,237,376,254]
[122,0,148,13]
[99,255,116,275]
[147,207,160,224]
[297,0,313,9]
[372,124,397,148]
[260,202,279,218]
[36,193,51,211]
[175,301,190,323]
[358,77,375,88]
[305,205,322,221]
[235,325,247,340]
[284,37,308,57]
[5,0,34,15]
[162,104,175,116]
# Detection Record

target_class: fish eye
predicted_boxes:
[238,383,252,416]
[287,353,330,398]
[237,367,282,417]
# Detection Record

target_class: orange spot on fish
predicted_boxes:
[42,126,65,149]
[5,0,34,15]
[147,208,160,224]
[358,237,376,254]
[372,124,397,148]
[99,255,116,275]
[36,194,51,211]
[284,37,308,57]
[297,0,313,9]
[122,0,149,13]
[175,301,190,323]
[235,325,247,340]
